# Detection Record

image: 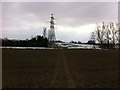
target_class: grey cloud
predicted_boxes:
[3,2,118,25]
[2,2,118,41]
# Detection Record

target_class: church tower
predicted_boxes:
[48,14,56,42]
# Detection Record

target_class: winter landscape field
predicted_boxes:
[2,48,119,88]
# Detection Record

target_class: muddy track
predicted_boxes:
[49,49,76,88]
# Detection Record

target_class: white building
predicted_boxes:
[48,14,56,42]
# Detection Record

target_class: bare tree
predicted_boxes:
[95,22,119,49]
[116,23,120,49]
[95,22,106,49]
[108,22,118,48]
[104,23,111,49]
[90,32,95,49]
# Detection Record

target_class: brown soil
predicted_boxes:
[2,48,119,88]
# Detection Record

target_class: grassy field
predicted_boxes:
[2,48,119,88]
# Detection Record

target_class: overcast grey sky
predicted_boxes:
[2,2,118,42]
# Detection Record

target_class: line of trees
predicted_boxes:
[70,40,82,44]
[2,35,49,47]
[90,22,120,49]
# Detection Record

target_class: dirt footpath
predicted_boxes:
[49,49,75,88]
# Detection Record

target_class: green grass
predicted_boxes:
[2,48,119,88]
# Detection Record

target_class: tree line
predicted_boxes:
[2,35,49,47]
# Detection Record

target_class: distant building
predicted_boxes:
[48,14,56,42]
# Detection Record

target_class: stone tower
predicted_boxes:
[48,14,56,42]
